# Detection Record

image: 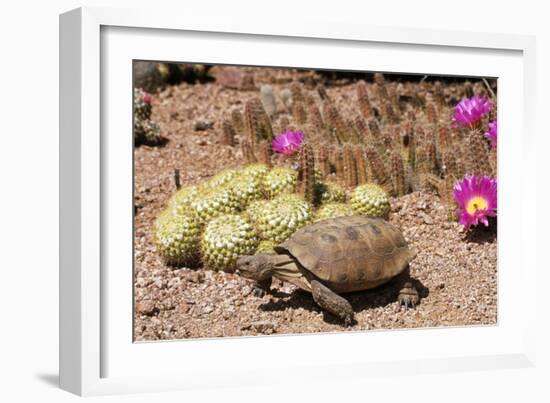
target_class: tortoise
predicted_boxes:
[236,216,419,326]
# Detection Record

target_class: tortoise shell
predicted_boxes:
[274,216,415,292]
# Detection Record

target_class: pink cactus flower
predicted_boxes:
[271,131,304,155]
[484,121,497,149]
[453,175,497,229]
[142,93,152,104]
[452,95,493,128]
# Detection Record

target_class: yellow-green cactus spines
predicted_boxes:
[154,209,201,267]
[262,167,298,198]
[313,181,346,205]
[350,183,391,219]
[314,202,355,222]
[255,240,277,254]
[190,187,240,223]
[201,214,260,272]
[256,194,313,243]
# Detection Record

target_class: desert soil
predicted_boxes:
[133,67,497,340]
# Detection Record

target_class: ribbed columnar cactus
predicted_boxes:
[464,130,492,176]
[350,184,391,219]
[154,209,201,267]
[257,141,272,167]
[342,144,358,188]
[365,146,389,187]
[316,143,331,179]
[426,102,438,125]
[201,214,260,272]
[290,81,305,105]
[356,81,372,119]
[354,145,369,184]
[354,115,370,145]
[221,119,236,146]
[382,102,398,125]
[241,139,256,163]
[308,103,325,136]
[231,108,245,136]
[389,151,407,196]
[298,143,316,204]
[323,100,348,144]
[244,97,273,159]
[292,101,307,126]
[332,146,345,185]
[433,81,445,105]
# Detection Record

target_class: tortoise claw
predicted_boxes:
[398,293,418,309]
[253,286,267,298]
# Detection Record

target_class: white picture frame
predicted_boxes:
[59,6,537,396]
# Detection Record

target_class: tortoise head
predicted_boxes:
[236,254,274,281]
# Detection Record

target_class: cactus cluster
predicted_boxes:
[216,74,495,216]
[134,88,162,146]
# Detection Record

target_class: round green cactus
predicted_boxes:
[314,181,346,205]
[257,194,313,243]
[201,214,260,272]
[226,175,264,208]
[168,185,200,214]
[315,202,355,222]
[190,186,240,223]
[154,209,201,266]
[350,183,391,219]
[262,167,297,198]
[255,240,277,254]
[206,168,241,189]
[244,199,272,225]
[241,163,270,181]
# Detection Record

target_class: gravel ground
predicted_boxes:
[133,67,497,341]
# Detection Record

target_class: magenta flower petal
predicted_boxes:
[271,131,305,155]
[452,174,497,229]
[452,95,493,127]
[484,121,497,149]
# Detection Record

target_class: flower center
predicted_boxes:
[466,196,488,215]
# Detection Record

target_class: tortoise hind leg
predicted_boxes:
[395,267,419,309]
[311,280,354,326]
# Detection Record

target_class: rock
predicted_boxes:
[193,119,214,131]
[420,212,434,225]
[136,301,159,316]
[242,321,277,334]
[187,271,205,283]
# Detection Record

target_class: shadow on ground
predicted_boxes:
[259,278,429,326]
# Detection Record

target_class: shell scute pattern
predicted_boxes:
[280,216,412,290]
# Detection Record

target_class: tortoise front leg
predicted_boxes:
[311,280,354,326]
[252,278,272,297]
